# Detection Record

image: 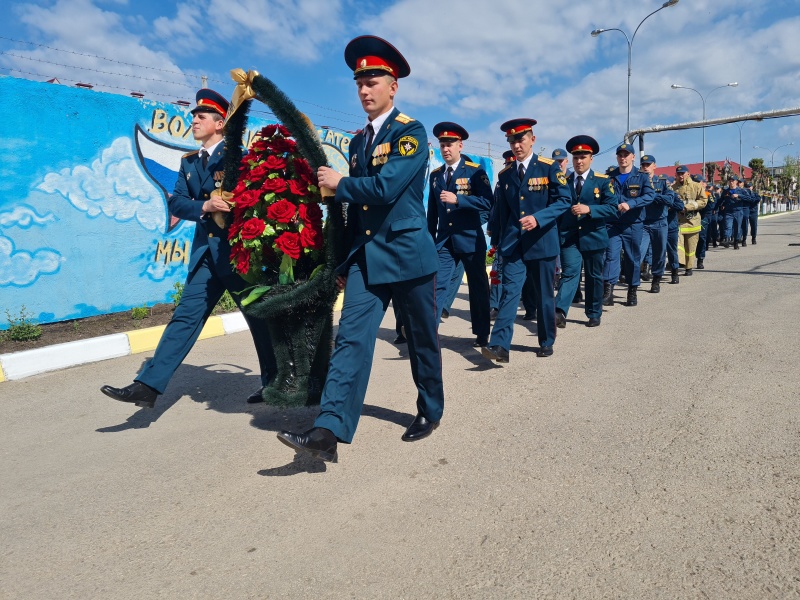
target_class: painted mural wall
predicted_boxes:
[0,75,493,328]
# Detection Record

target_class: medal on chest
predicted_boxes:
[528,177,547,192]
[455,177,470,195]
[371,143,390,166]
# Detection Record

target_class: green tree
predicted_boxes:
[780,155,799,198]
[705,162,718,183]
[748,158,770,193]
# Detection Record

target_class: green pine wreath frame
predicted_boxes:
[220,73,348,406]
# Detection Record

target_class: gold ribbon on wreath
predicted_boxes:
[210,189,234,229]
[226,68,260,126]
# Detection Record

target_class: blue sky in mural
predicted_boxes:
[2,0,800,168]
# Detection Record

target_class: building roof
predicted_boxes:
[653,160,752,182]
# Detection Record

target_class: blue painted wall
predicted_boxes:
[0,75,492,327]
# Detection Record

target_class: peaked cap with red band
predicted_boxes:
[345,35,411,79]
[502,150,516,164]
[190,88,229,118]
[500,118,537,141]
[566,135,599,155]
[433,121,469,142]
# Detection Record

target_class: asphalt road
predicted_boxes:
[2,213,799,599]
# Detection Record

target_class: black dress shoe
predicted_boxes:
[472,336,489,348]
[489,308,499,321]
[481,345,509,363]
[752,238,757,244]
[522,311,536,321]
[441,309,449,319]
[100,381,158,408]
[741,240,747,247]
[536,346,554,357]
[684,268,693,276]
[586,318,601,327]
[393,333,407,344]
[555,310,567,329]
[276,427,338,462]
[401,414,439,442]
[246,387,265,404]
[696,259,704,269]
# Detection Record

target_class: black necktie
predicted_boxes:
[518,163,525,182]
[445,166,453,187]
[576,175,583,197]
[364,123,374,154]
[199,149,208,169]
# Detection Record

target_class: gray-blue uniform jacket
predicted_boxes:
[559,169,618,251]
[644,175,683,224]
[336,108,438,283]
[490,155,572,259]
[427,157,493,254]
[605,166,655,225]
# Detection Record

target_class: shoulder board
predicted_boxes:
[464,160,480,168]
[538,156,554,165]
[431,165,443,174]
[182,150,199,158]
[594,173,609,179]
[394,113,414,124]
[498,164,513,176]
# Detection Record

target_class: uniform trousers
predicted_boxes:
[697,217,709,260]
[678,220,701,269]
[603,221,644,287]
[724,210,743,241]
[640,219,668,277]
[314,254,444,443]
[442,261,465,314]
[666,219,680,270]
[435,241,488,336]
[740,206,751,241]
[136,252,276,394]
[708,213,719,246]
[748,209,758,241]
[489,249,557,350]
[489,255,504,310]
[555,245,604,320]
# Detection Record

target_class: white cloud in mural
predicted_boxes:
[37,137,167,232]
[143,259,185,283]
[0,205,56,229]
[0,235,62,287]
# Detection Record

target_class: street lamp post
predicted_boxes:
[671,82,738,176]
[753,142,795,192]
[592,0,679,138]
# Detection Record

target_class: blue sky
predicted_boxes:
[2,0,800,171]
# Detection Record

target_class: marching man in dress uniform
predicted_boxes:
[427,122,493,347]
[483,119,572,362]
[277,36,444,463]
[101,89,276,409]
[554,136,618,328]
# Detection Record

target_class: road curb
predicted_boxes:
[0,312,250,383]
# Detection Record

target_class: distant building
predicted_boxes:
[653,160,752,182]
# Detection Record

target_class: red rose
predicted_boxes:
[263,155,287,170]
[231,242,250,275]
[276,124,291,137]
[299,203,322,225]
[275,231,301,260]
[490,278,500,286]
[268,137,297,154]
[489,270,498,278]
[300,223,323,250]
[289,179,308,197]
[267,199,297,224]
[487,247,496,257]
[241,217,266,240]
[262,124,278,137]
[234,189,262,210]
[293,158,314,184]
[262,177,288,194]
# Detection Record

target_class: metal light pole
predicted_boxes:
[671,82,738,174]
[753,142,794,191]
[592,0,679,138]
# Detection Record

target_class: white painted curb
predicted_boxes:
[0,311,254,383]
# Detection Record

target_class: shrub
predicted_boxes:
[213,290,238,315]
[169,282,185,308]
[4,307,43,342]
[131,305,150,320]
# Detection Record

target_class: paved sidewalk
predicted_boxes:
[2,213,799,599]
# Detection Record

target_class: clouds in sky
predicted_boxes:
[0,205,56,228]
[37,137,168,232]
[0,235,62,287]
[4,0,800,163]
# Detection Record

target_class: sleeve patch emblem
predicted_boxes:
[398,136,419,156]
